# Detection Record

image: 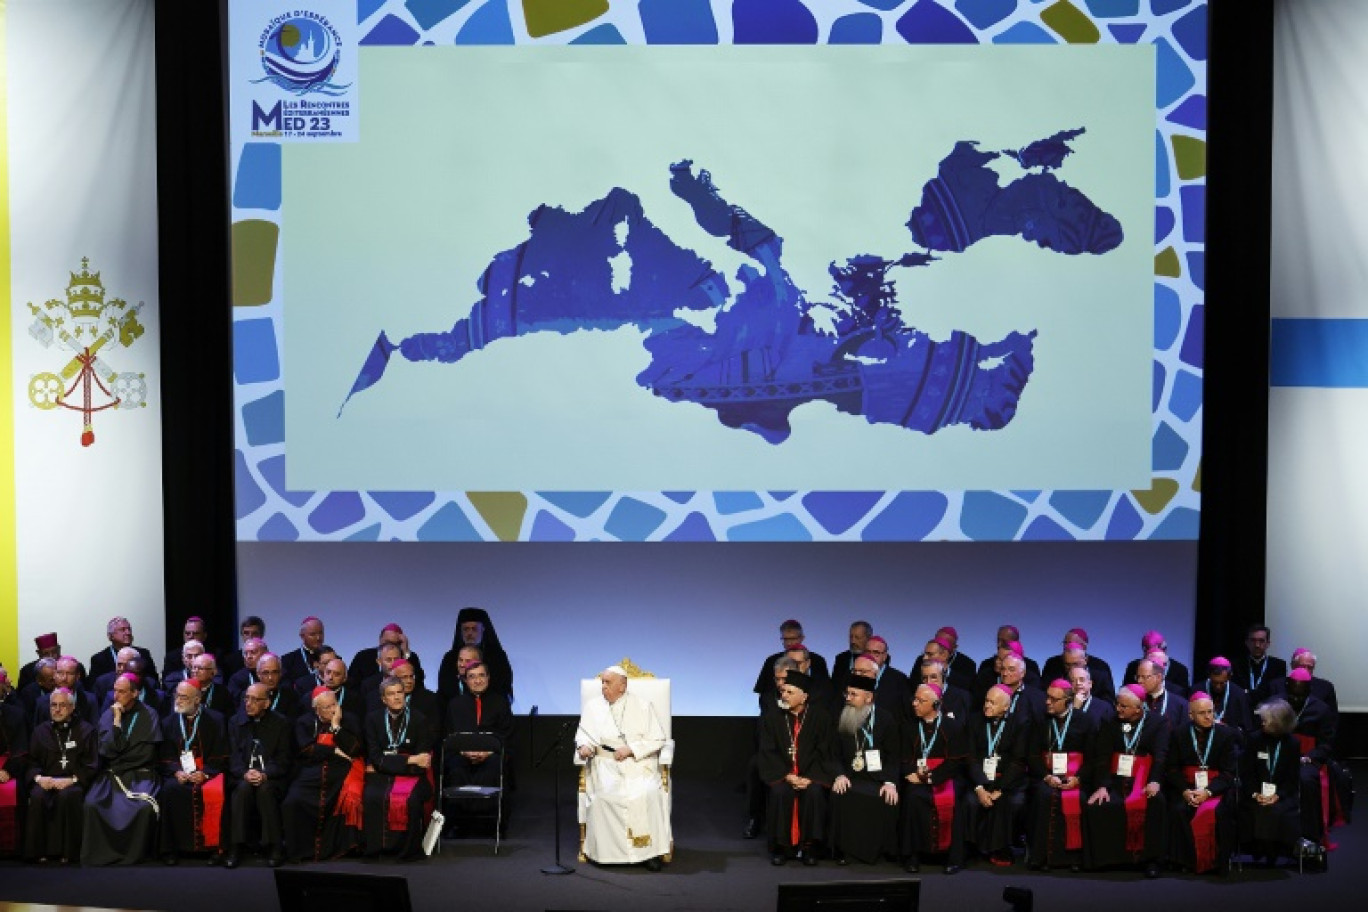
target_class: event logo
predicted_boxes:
[26,258,150,448]
[253,12,348,96]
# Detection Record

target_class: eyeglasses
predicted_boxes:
[244,695,269,703]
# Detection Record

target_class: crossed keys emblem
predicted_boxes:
[26,257,149,447]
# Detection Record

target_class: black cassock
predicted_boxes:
[23,718,98,861]
[1239,731,1302,859]
[1081,713,1169,869]
[0,702,28,856]
[1025,707,1097,869]
[758,704,838,855]
[362,706,436,858]
[157,709,231,855]
[81,703,164,865]
[443,689,513,819]
[227,708,293,851]
[282,714,365,862]
[961,711,1029,857]
[828,708,900,864]
[899,713,968,865]
[1165,721,1238,873]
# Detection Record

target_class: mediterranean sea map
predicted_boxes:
[341,128,1122,445]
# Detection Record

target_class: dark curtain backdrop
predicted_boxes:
[153,0,1274,686]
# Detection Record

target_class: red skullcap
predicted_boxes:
[311,685,331,700]
[35,632,58,650]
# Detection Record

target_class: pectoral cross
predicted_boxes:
[788,745,796,759]
[59,757,68,769]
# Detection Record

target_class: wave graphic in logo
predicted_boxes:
[254,17,349,96]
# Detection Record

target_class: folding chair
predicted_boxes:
[439,731,506,855]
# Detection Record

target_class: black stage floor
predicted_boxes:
[0,739,1363,912]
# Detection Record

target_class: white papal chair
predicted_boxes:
[574,659,674,863]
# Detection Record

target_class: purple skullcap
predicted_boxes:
[1005,641,1024,657]
[382,622,403,634]
[1142,630,1164,648]
[1049,678,1073,693]
[931,637,953,652]
[938,626,958,641]
[1120,683,1148,703]
[1291,647,1310,660]
[1209,656,1231,668]
[919,682,943,701]
[1289,668,1313,682]
[991,683,1015,699]
[1066,627,1089,644]
[119,672,140,685]
[1190,691,1212,703]
[867,635,888,649]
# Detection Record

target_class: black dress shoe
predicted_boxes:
[771,853,788,866]
[269,849,285,868]
[223,853,241,869]
[944,864,962,875]
[1144,862,1160,879]
[644,856,662,872]
[742,818,760,839]
[206,853,222,866]
[802,853,818,867]
[903,857,920,874]
[835,854,849,866]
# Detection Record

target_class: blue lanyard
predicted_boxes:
[178,711,202,749]
[385,708,410,751]
[269,689,280,711]
[1008,688,1021,716]
[1122,712,1147,754]
[1190,725,1213,768]
[1205,681,1229,721]
[1080,695,1093,714]
[1248,657,1267,692]
[124,710,139,737]
[985,717,1006,757]
[919,714,942,760]
[1266,742,1281,779]
[860,706,877,750]
[1050,708,1074,752]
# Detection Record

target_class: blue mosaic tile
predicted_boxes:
[715,491,764,515]
[830,13,883,44]
[728,513,812,541]
[369,491,435,521]
[1155,37,1195,108]
[346,523,382,541]
[233,318,279,384]
[862,492,949,541]
[1155,130,1170,197]
[1185,250,1204,290]
[604,497,667,541]
[1152,421,1189,471]
[1155,206,1174,243]
[663,491,695,504]
[1153,359,1167,411]
[1151,506,1199,539]
[960,491,1028,540]
[1180,185,1204,242]
[1179,303,1204,369]
[241,390,284,447]
[363,14,422,45]
[235,449,266,519]
[1022,515,1075,541]
[733,0,818,44]
[1085,0,1139,15]
[897,0,979,43]
[258,512,299,541]
[1105,495,1144,539]
[233,144,281,211]
[956,0,1017,30]
[1107,23,1146,43]
[1171,6,1206,60]
[530,510,576,541]
[1166,94,1206,130]
[406,0,471,31]
[804,491,884,536]
[769,491,795,501]
[1150,0,1192,14]
[417,502,482,540]
[456,0,514,43]
[1010,490,1040,502]
[572,23,625,44]
[664,512,716,541]
[639,0,718,43]
[1155,284,1181,350]
[1049,490,1111,529]
[993,21,1055,43]
[360,0,387,21]
[858,0,904,10]
[259,454,312,508]
[539,491,611,517]
[308,492,366,534]
[1169,369,1201,422]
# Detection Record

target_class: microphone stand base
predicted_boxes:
[541,863,576,875]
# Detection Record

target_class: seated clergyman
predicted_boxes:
[23,686,98,863]
[81,672,164,866]
[575,665,670,872]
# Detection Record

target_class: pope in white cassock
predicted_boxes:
[575,666,671,870]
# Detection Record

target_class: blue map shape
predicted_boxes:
[342,129,1123,444]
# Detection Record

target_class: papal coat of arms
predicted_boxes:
[26,257,149,447]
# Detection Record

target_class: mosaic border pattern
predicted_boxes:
[231,0,1206,542]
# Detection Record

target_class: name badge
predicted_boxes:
[64,740,76,749]
[1261,782,1276,798]
[983,756,999,779]
[1194,770,1209,790]
[865,750,882,773]
[917,758,929,774]
[179,751,197,774]
[384,749,397,756]
[1051,752,1069,776]
[1115,754,1134,777]
[1257,751,1269,760]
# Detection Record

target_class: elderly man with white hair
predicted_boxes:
[575,665,670,871]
